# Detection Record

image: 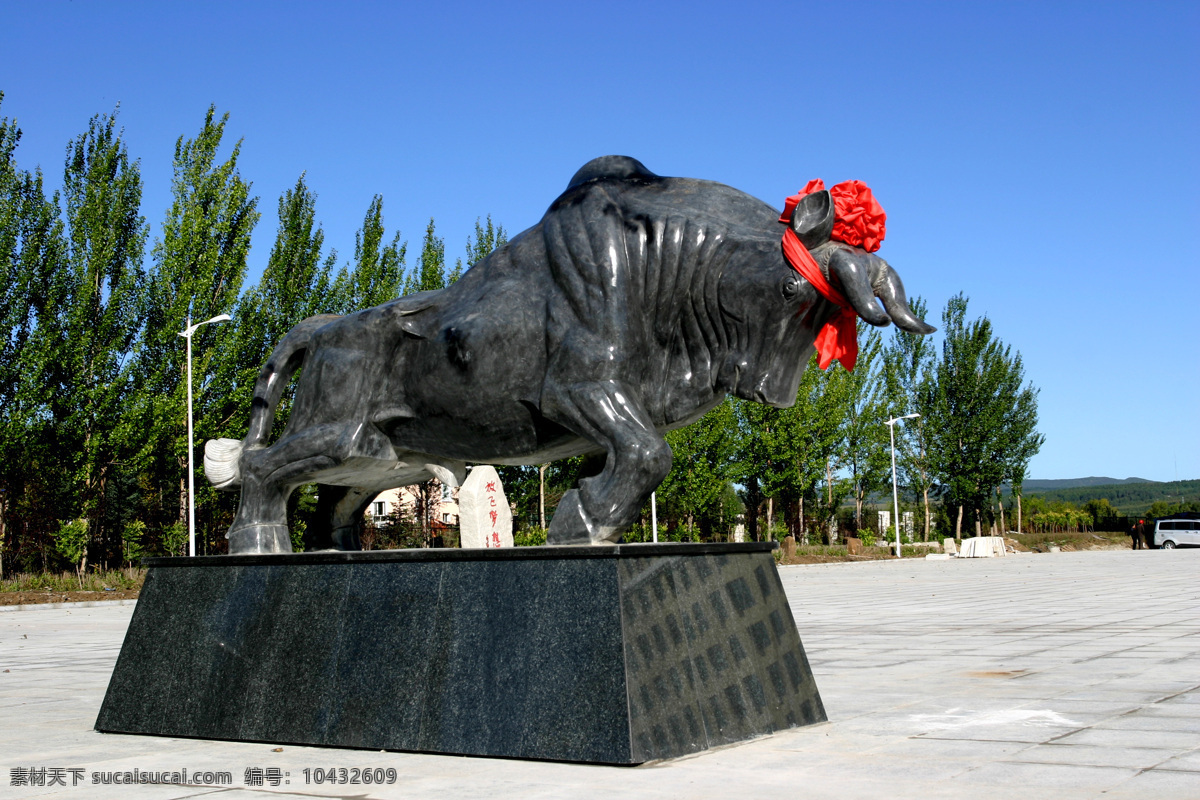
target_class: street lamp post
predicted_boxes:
[179,313,231,557]
[651,491,658,543]
[886,413,921,559]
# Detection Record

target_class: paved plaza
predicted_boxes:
[2,549,1198,799]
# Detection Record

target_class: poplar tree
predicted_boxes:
[331,194,405,311]
[58,109,148,566]
[923,294,1043,538]
[660,399,736,540]
[407,217,445,294]
[214,172,332,440]
[826,324,890,532]
[0,100,72,574]
[776,354,847,542]
[0,96,71,572]
[729,398,794,541]
[883,297,938,539]
[135,106,259,530]
[451,214,507,282]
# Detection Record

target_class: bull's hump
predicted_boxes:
[566,156,660,190]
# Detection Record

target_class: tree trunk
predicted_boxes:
[798,496,806,545]
[746,477,760,542]
[996,486,1006,534]
[178,461,188,526]
[0,495,6,580]
[538,464,546,530]
[955,505,963,540]
[922,485,931,542]
[98,464,109,569]
[766,497,774,539]
[826,458,836,543]
[975,515,981,537]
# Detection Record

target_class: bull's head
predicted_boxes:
[718,188,934,408]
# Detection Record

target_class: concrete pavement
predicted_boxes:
[2,549,1198,799]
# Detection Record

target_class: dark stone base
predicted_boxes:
[96,543,825,764]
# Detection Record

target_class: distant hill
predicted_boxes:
[1021,477,1158,491]
[1021,479,1200,517]
[860,477,1194,516]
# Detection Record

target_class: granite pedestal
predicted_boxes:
[96,542,825,764]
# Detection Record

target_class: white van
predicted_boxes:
[1154,518,1200,549]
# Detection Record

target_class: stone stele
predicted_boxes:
[458,465,513,549]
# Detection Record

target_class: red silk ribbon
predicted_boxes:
[779,179,887,372]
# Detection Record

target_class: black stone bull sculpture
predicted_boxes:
[205,156,934,553]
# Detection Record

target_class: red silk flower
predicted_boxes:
[828,180,886,252]
[779,179,888,372]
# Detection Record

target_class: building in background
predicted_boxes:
[369,482,459,527]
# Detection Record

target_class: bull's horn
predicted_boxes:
[873,262,937,334]
[829,250,891,326]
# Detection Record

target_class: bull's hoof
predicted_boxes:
[227,524,293,554]
[547,491,621,546]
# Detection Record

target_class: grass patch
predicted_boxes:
[1009,530,1128,552]
[1,567,146,593]
[781,543,933,564]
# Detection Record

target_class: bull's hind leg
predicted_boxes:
[543,380,672,545]
[227,421,395,554]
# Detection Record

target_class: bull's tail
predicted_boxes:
[204,314,340,491]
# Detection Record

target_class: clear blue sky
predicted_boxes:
[2,1,1196,483]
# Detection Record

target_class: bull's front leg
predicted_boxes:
[543,380,672,545]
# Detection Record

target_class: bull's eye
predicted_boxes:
[780,275,802,301]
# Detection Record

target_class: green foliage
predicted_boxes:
[58,108,148,559]
[332,194,406,311]
[729,352,851,543]
[882,296,937,539]
[406,217,445,294]
[53,519,89,568]
[1082,498,1120,528]
[1026,480,1199,517]
[1,566,144,593]
[829,324,890,529]
[135,106,259,531]
[857,528,876,547]
[0,99,527,569]
[921,294,1042,534]
[1146,499,1200,519]
[624,521,667,543]
[452,215,508,282]
[160,521,187,558]
[660,399,737,538]
[214,173,335,443]
[513,527,547,547]
[121,520,146,565]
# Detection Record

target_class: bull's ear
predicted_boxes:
[790,189,835,249]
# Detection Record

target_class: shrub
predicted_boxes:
[54,519,89,569]
[514,527,548,547]
[160,522,187,557]
[121,521,146,566]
